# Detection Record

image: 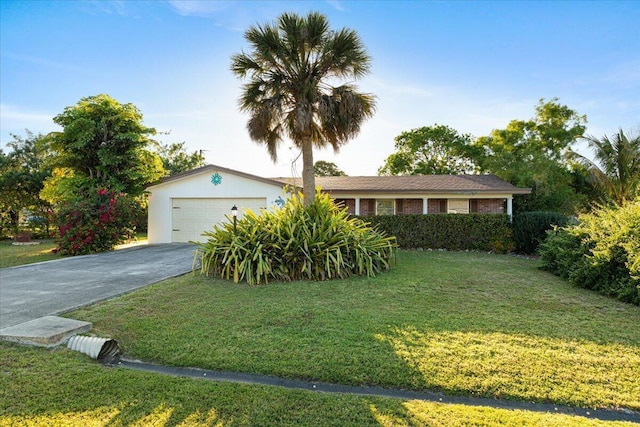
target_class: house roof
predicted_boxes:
[147,164,530,195]
[272,174,531,195]
[146,164,289,189]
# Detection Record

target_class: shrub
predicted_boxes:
[512,211,572,254]
[54,188,137,255]
[361,214,513,253]
[196,192,397,285]
[538,200,640,305]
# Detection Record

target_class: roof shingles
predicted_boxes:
[272,175,531,194]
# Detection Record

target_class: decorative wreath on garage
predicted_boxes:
[211,173,222,186]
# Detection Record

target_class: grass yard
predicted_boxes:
[0,233,148,268]
[1,342,635,427]
[0,239,59,268]
[2,250,639,426]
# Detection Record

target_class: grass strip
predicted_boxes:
[1,343,637,427]
[0,240,59,268]
[67,251,640,411]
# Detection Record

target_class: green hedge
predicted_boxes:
[512,211,572,254]
[538,200,640,305]
[359,214,513,253]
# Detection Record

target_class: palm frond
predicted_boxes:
[574,129,640,204]
[231,11,375,203]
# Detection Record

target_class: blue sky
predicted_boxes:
[1,0,638,177]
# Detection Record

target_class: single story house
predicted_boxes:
[146,164,530,244]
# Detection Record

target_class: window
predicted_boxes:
[376,199,394,215]
[429,199,447,214]
[448,199,469,214]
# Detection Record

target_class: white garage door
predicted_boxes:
[171,198,266,243]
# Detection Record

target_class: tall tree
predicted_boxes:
[153,141,206,176]
[0,131,54,234]
[47,94,165,197]
[468,99,588,213]
[378,124,477,175]
[231,12,376,205]
[314,160,347,176]
[570,129,640,205]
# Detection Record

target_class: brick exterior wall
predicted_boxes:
[470,199,506,214]
[396,199,423,215]
[333,197,506,215]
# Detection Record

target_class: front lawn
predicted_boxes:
[2,250,639,425]
[1,342,634,427]
[0,239,59,268]
[0,233,148,268]
[72,251,640,408]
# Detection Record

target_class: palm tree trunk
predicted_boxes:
[301,137,316,206]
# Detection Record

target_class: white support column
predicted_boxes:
[423,198,429,214]
[355,198,360,215]
[507,197,513,221]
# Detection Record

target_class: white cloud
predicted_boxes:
[0,105,58,146]
[0,104,52,122]
[367,76,434,99]
[326,1,346,12]
[604,59,640,86]
[1,52,86,73]
[167,0,230,17]
[82,1,132,17]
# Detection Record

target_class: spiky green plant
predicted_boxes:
[195,192,396,285]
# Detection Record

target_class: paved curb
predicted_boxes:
[0,316,91,347]
[107,357,640,423]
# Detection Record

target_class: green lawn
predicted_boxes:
[0,239,60,268]
[2,250,639,426]
[1,343,635,427]
[0,233,148,268]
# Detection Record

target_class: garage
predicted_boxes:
[171,197,266,243]
[146,165,290,244]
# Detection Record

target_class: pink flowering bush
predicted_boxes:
[54,188,137,255]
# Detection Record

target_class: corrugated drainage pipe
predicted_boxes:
[67,335,120,362]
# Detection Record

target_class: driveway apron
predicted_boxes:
[0,243,196,329]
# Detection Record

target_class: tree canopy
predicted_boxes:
[377,99,593,214]
[467,98,588,213]
[314,160,347,176]
[378,124,477,175]
[47,94,164,197]
[0,131,54,234]
[231,11,375,205]
[153,141,206,176]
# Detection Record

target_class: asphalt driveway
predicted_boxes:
[0,243,196,329]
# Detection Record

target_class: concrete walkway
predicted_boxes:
[0,243,196,345]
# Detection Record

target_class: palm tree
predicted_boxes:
[231,12,376,205]
[571,129,640,205]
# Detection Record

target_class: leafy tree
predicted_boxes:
[0,131,54,236]
[47,94,165,197]
[231,12,376,205]
[153,141,206,176]
[314,160,347,176]
[378,124,477,175]
[570,129,640,205]
[468,99,588,214]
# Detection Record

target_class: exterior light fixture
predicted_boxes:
[231,205,238,233]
